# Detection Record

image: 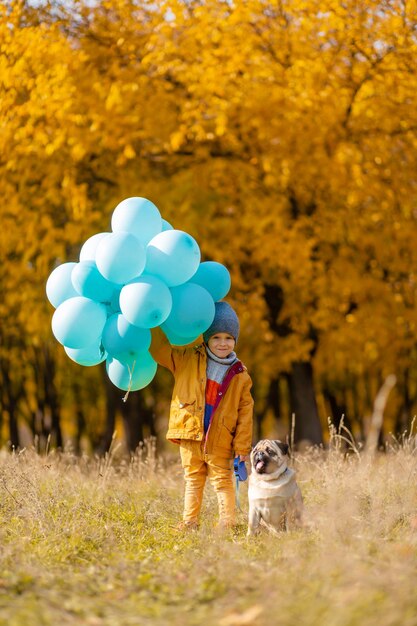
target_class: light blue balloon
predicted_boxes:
[145,230,201,287]
[119,275,172,328]
[161,324,201,346]
[106,287,122,315]
[161,219,174,231]
[164,283,215,337]
[191,261,231,302]
[79,232,110,261]
[95,232,146,284]
[106,351,158,391]
[51,297,107,349]
[102,313,151,362]
[71,260,116,302]
[64,341,107,367]
[46,262,78,308]
[111,197,162,245]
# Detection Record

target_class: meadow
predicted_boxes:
[0,434,416,626]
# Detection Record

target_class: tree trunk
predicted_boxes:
[1,365,21,449]
[394,369,413,436]
[120,391,156,453]
[287,361,323,446]
[351,380,365,442]
[74,397,86,455]
[96,372,117,454]
[120,393,144,452]
[8,400,20,450]
[253,376,281,440]
[323,388,352,433]
[262,283,321,446]
[43,347,63,449]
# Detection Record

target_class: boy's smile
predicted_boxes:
[207,333,235,358]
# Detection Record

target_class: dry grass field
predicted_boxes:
[0,434,416,626]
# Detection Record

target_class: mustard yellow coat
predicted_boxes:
[150,328,254,458]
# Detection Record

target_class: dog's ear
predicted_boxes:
[275,441,289,456]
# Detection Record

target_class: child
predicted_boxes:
[150,301,254,529]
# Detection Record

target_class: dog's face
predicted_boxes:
[250,440,289,475]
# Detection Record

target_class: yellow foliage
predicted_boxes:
[2,0,417,435]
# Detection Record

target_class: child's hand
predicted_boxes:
[235,454,249,463]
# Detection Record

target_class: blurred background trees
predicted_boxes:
[1,0,417,452]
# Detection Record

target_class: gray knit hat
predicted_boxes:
[203,301,240,344]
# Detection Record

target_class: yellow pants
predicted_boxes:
[179,440,235,526]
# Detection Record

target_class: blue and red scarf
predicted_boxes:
[204,347,238,433]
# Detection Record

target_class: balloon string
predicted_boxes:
[122,359,136,403]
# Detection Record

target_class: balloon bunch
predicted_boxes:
[46,197,231,394]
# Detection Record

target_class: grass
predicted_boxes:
[0,435,416,626]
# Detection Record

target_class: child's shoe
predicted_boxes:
[175,520,199,532]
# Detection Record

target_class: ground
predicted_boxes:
[0,436,416,626]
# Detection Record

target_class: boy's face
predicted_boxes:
[207,333,235,358]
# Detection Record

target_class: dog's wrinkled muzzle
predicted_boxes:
[253,451,267,474]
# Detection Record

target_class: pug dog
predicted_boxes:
[247,439,303,535]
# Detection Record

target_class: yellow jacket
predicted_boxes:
[150,328,254,458]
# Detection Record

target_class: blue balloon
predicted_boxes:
[79,232,110,261]
[106,351,157,391]
[52,297,107,349]
[64,340,107,367]
[107,287,122,314]
[145,230,201,287]
[71,260,116,302]
[95,232,146,284]
[111,197,162,245]
[161,218,174,231]
[102,313,151,362]
[164,283,215,337]
[46,262,78,308]
[191,261,231,302]
[119,275,172,328]
[161,324,201,346]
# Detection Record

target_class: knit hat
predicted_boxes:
[203,301,240,344]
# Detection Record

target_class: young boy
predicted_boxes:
[150,301,254,529]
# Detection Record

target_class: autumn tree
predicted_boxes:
[2,0,417,449]
[135,0,417,443]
